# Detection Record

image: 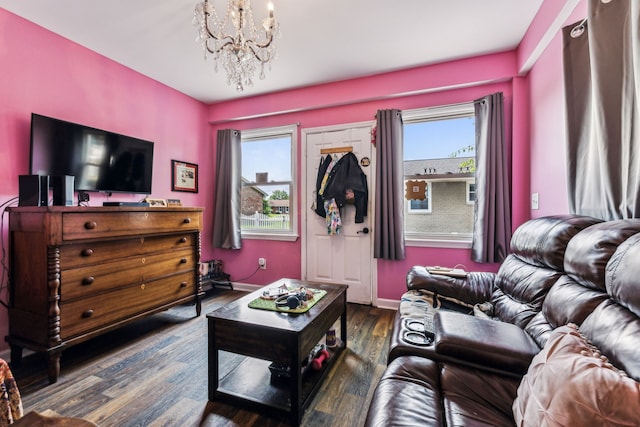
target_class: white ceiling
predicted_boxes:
[0,0,545,104]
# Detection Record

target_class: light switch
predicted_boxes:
[531,193,539,210]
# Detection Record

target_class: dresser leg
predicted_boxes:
[196,298,202,317]
[48,352,61,384]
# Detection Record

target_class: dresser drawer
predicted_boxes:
[59,272,196,339]
[62,210,201,240]
[60,248,195,301]
[60,233,196,269]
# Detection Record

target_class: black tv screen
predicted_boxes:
[30,113,154,194]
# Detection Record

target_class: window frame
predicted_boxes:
[240,124,298,242]
[402,103,475,249]
[466,181,476,205]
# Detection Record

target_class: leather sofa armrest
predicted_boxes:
[407,266,495,306]
[433,310,540,375]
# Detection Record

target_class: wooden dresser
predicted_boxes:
[6,206,204,383]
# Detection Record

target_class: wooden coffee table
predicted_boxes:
[207,278,347,425]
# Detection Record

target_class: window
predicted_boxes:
[402,103,476,246]
[467,182,476,204]
[240,124,298,241]
[407,181,431,213]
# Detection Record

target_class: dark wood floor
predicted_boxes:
[10,289,396,427]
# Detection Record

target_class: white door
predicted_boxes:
[303,123,375,305]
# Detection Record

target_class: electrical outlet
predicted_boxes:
[258,257,266,269]
[531,193,539,210]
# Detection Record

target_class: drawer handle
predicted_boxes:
[82,277,95,285]
[180,258,188,264]
[180,281,188,288]
[81,249,94,257]
[183,217,192,224]
[82,310,94,318]
[84,221,97,230]
[179,237,188,243]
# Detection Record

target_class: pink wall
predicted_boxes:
[528,1,587,217]
[204,54,519,301]
[0,9,209,352]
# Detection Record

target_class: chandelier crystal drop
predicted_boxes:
[193,0,279,92]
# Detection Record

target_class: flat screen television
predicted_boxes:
[30,113,154,194]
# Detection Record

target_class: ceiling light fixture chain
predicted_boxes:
[193,0,279,92]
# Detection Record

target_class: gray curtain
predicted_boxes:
[212,129,242,249]
[471,92,511,263]
[563,0,640,220]
[374,109,405,260]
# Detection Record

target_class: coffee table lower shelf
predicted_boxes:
[213,346,344,422]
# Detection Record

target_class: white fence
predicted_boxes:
[241,212,290,230]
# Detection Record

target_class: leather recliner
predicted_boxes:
[366,216,640,427]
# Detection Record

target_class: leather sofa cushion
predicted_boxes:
[580,299,640,381]
[564,219,640,291]
[440,363,520,427]
[509,214,601,270]
[364,356,444,427]
[406,266,495,306]
[491,256,563,328]
[434,311,540,375]
[513,324,640,427]
[606,231,640,316]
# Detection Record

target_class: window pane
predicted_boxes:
[242,136,291,182]
[241,133,293,233]
[403,110,475,238]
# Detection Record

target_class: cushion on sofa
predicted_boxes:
[508,214,602,270]
[364,356,444,427]
[605,231,640,316]
[434,311,540,375]
[563,219,640,291]
[406,266,495,306]
[512,323,640,427]
[523,275,610,348]
[440,363,520,427]
[491,215,601,328]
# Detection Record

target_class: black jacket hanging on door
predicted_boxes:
[314,154,334,218]
[320,152,368,223]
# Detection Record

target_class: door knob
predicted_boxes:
[357,227,369,234]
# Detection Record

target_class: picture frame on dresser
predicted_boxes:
[171,160,198,193]
[144,198,167,207]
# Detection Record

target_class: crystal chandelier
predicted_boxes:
[193,0,279,92]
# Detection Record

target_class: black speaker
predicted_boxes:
[39,175,49,206]
[18,175,49,206]
[51,175,75,206]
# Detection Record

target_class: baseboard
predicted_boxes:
[230,282,261,292]
[375,298,400,311]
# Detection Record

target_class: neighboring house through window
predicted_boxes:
[467,182,476,204]
[402,103,476,247]
[240,124,298,241]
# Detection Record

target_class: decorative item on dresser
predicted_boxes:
[6,206,204,384]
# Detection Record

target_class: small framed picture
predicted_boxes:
[172,160,198,193]
[145,198,167,207]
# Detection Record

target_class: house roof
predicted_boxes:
[241,177,269,197]
[404,157,474,179]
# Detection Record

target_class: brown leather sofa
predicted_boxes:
[365,216,640,426]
